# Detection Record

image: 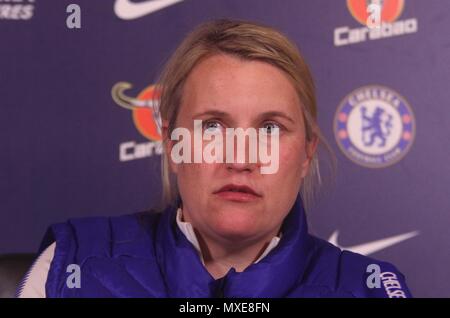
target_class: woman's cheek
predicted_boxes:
[181,163,207,179]
[278,140,305,183]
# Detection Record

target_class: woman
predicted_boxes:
[18,19,411,298]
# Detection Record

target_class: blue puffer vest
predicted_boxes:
[39,195,412,297]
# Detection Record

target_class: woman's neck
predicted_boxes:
[178,205,281,279]
[194,229,277,280]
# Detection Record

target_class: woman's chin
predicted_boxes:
[209,213,263,242]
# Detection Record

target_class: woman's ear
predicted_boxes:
[300,136,318,178]
[162,120,178,174]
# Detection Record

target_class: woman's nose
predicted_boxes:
[225,161,256,173]
[222,129,262,172]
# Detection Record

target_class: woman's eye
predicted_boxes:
[262,122,280,134]
[203,120,223,132]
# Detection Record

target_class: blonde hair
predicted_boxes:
[155,19,333,212]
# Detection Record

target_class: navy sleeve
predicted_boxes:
[338,250,412,298]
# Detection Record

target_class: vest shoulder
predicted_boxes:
[337,250,412,298]
[42,210,168,297]
[41,210,163,260]
[296,235,412,298]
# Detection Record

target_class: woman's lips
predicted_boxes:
[214,191,261,202]
[216,191,260,202]
[213,184,262,202]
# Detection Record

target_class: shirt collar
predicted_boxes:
[175,208,281,265]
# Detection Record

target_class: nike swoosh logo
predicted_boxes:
[328,230,419,256]
[114,0,184,20]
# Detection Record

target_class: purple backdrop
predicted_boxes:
[1,0,449,297]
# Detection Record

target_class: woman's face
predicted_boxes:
[164,54,315,245]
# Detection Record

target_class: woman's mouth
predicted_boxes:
[213,184,262,202]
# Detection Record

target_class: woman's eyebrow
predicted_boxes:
[258,111,295,124]
[192,110,295,124]
[192,110,230,119]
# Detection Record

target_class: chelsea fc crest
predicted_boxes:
[334,85,415,168]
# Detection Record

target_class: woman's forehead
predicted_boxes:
[180,54,302,119]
